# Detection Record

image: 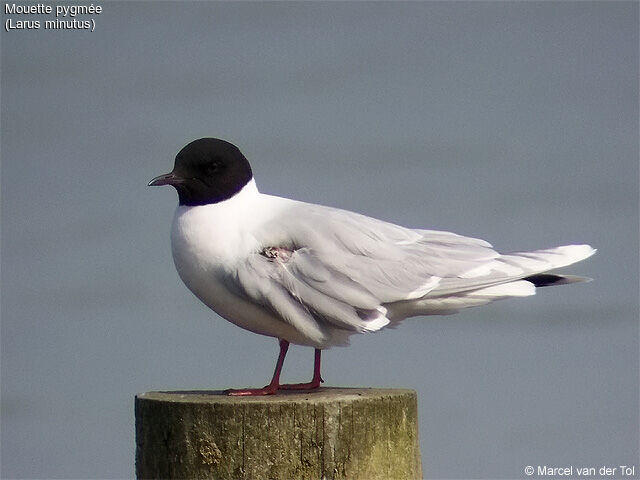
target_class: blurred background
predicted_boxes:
[1,2,637,478]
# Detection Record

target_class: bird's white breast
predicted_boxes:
[171,179,264,268]
[168,179,308,342]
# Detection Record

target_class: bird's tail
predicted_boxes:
[388,244,596,317]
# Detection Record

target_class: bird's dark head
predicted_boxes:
[148,138,253,206]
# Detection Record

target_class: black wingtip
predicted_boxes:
[524,273,591,287]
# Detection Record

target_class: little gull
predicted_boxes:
[149,138,595,396]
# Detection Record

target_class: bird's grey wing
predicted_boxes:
[231,200,594,337]
[283,205,594,300]
[231,246,391,347]
[228,201,496,336]
[259,202,503,299]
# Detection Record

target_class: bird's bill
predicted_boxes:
[148,172,182,187]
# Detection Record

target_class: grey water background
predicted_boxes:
[1,2,638,478]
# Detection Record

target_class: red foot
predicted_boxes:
[225,384,279,396]
[279,377,324,391]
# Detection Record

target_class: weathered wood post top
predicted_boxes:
[135,387,422,479]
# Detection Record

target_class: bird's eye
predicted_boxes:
[206,162,220,174]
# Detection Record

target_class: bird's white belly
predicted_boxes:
[169,204,317,346]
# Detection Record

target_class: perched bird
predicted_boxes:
[149,138,595,396]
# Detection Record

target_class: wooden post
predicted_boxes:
[135,388,422,479]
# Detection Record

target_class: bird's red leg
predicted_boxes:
[226,339,289,396]
[279,348,324,391]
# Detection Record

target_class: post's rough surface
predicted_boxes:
[135,388,422,479]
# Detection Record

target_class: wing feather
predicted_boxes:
[236,254,326,343]
[228,198,594,345]
[234,249,390,337]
